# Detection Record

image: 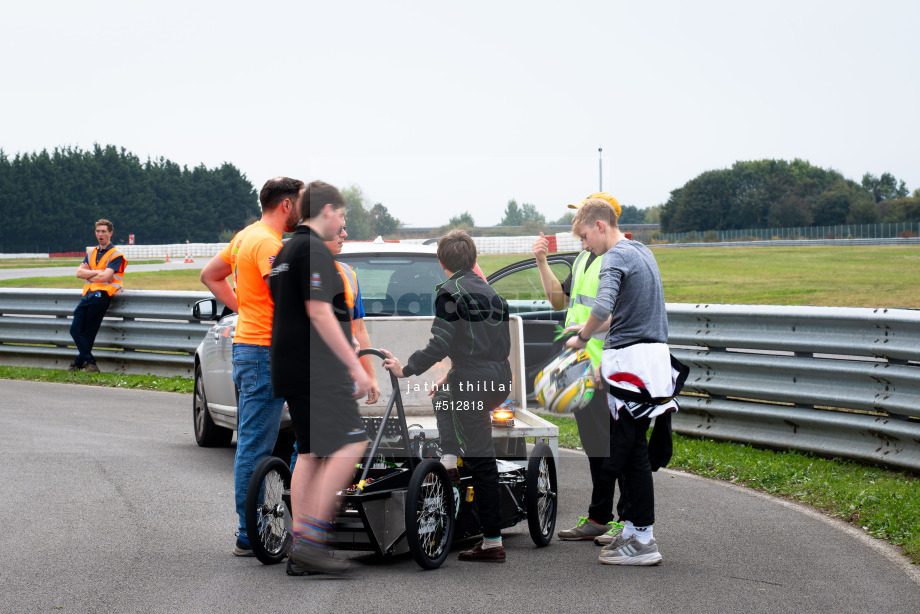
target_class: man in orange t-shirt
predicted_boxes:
[200,176,303,557]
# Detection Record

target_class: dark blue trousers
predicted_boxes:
[70,291,111,367]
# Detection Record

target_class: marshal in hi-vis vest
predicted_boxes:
[565,250,604,367]
[335,260,358,335]
[82,246,127,297]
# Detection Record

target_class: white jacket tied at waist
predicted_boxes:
[601,342,682,420]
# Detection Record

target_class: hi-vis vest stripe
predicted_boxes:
[565,250,605,367]
[82,246,127,297]
[335,260,358,335]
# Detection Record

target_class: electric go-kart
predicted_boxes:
[245,348,558,570]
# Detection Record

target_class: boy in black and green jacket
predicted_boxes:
[382,230,512,562]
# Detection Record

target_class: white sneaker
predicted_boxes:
[598,536,662,566]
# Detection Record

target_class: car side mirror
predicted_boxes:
[192,298,221,321]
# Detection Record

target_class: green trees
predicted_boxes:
[0,147,406,250]
[339,184,402,240]
[658,159,896,233]
[862,172,909,203]
[813,181,869,225]
[877,197,920,223]
[448,211,476,227]
[0,145,256,251]
[499,199,546,227]
[370,203,400,236]
[552,211,575,225]
[499,199,523,226]
[435,211,478,235]
[643,205,662,225]
[661,169,739,232]
[340,185,374,241]
[618,205,645,224]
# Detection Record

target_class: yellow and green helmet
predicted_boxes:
[534,347,596,413]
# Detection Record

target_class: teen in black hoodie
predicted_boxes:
[383,230,512,562]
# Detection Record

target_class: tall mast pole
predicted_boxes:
[598,146,603,192]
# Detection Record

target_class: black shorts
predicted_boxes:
[287,382,368,457]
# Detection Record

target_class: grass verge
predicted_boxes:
[1,246,918,308]
[0,365,193,393]
[0,258,165,269]
[0,268,202,290]
[538,413,920,565]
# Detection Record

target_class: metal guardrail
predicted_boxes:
[667,304,920,472]
[1,290,918,471]
[655,221,920,244]
[0,289,217,377]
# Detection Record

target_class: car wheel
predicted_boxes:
[526,442,557,547]
[194,363,232,447]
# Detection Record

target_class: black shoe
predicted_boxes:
[232,534,254,557]
[458,540,506,562]
[290,543,352,574]
[68,362,83,372]
[286,557,313,576]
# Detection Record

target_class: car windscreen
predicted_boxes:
[337,254,447,316]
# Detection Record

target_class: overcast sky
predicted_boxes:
[3,1,918,227]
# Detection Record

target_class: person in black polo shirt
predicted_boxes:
[269,180,369,575]
[382,230,513,563]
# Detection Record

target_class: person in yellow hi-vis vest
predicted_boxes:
[70,219,127,373]
[532,193,627,544]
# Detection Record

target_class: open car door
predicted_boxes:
[487,252,580,400]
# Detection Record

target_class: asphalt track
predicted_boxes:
[1,380,918,614]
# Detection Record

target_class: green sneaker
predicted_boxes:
[594,521,625,546]
[557,516,608,541]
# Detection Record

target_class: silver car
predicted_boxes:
[191,240,578,448]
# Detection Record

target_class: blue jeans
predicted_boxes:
[232,343,285,541]
[70,291,111,366]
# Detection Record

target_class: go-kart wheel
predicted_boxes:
[245,456,292,565]
[405,459,456,569]
[525,442,557,547]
